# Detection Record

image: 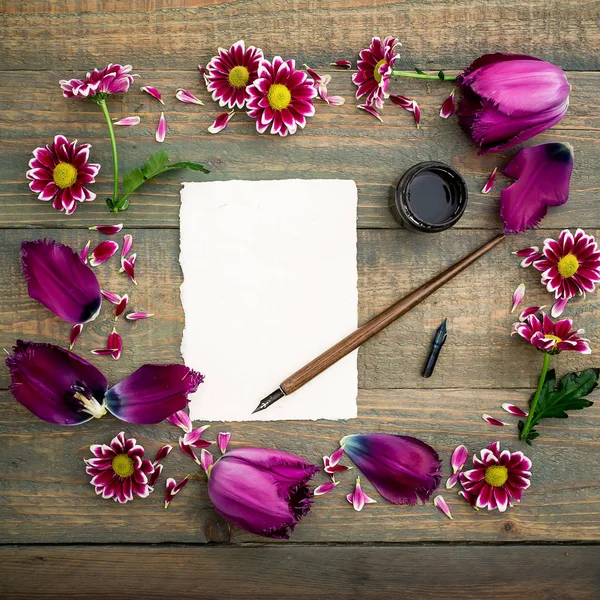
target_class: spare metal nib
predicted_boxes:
[422,318,447,378]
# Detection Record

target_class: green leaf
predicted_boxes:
[438,70,445,80]
[166,161,210,174]
[141,150,169,180]
[122,168,145,195]
[523,368,597,443]
[414,67,425,75]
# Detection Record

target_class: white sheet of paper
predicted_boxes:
[180,179,358,421]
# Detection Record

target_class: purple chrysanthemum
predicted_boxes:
[513,312,591,354]
[60,64,137,99]
[246,57,317,136]
[26,135,100,215]
[85,432,155,503]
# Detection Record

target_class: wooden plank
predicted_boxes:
[1,228,598,391]
[1,545,599,599]
[1,0,599,71]
[1,387,599,544]
[1,70,598,230]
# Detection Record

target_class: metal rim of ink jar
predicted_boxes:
[392,161,468,233]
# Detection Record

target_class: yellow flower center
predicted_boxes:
[267,83,292,110]
[112,454,134,477]
[228,65,250,88]
[484,465,508,487]
[53,162,78,189]
[557,253,579,278]
[544,334,562,349]
[373,59,387,83]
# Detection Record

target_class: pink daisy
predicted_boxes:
[459,442,531,512]
[513,312,591,354]
[60,64,137,99]
[246,57,317,136]
[532,229,600,301]
[26,135,100,215]
[205,41,264,109]
[85,431,155,503]
[352,36,401,109]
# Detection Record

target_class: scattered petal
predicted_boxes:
[445,472,460,489]
[121,234,133,259]
[323,455,350,477]
[330,60,352,68]
[108,328,122,360]
[412,100,421,129]
[439,90,455,119]
[125,312,154,320]
[155,112,166,142]
[114,294,128,319]
[519,306,544,321]
[314,479,339,496]
[513,246,543,268]
[122,256,137,285]
[389,94,414,110]
[357,104,383,122]
[69,324,83,350]
[141,86,164,104]
[481,167,498,194]
[89,240,119,267]
[451,445,468,474]
[551,297,569,318]
[501,403,528,417]
[113,116,141,126]
[101,290,122,305]
[148,463,163,487]
[154,444,173,463]
[164,475,189,508]
[91,348,118,356]
[200,448,214,474]
[482,414,507,426]
[217,432,231,454]
[183,425,212,448]
[80,240,91,264]
[166,410,192,433]
[329,446,345,467]
[434,495,453,519]
[511,283,526,313]
[176,88,204,105]
[179,438,200,464]
[346,477,377,511]
[89,224,123,235]
[208,110,234,134]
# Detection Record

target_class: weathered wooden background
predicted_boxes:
[1,1,600,598]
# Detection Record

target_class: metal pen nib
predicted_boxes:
[422,318,447,378]
[252,388,286,414]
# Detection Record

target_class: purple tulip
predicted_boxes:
[340,433,442,505]
[456,53,570,153]
[22,239,102,324]
[6,340,203,426]
[207,447,319,539]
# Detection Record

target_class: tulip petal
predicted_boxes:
[113,116,141,126]
[208,110,234,134]
[340,433,442,505]
[511,283,526,313]
[314,479,339,496]
[330,60,352,68]
[482,414,507,426]
[80,240,91,264]
[201,448,214,474]
[357,104,383,122]
[500,142,574,233]
[551,297,569,318]
[439,90,455,119]
[433,495,453,519]
[481,167,497,194]
[22,239,102,324]
[101,290,122,305]
[89,240,119,267]
[141,86,164,104]
[89,224,124,235]
[105,364,204,424]
[154,444,173,462]
[218,432,231,454]
[114,294,128,319]
[166,409,192,432]
[125,311,154,320]
[451,444,468,474]
[155,112,167,142]
[501,403,528,417]
[346,477,377,511]
[69,323,83,349]
[108,329,122,360]
[6,340,108,425]
[176,88,204,105]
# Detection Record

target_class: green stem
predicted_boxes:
[520,352,551,440]
[391,70,457,82]
[97,98,120,213]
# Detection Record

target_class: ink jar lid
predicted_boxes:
[392,161,468,232]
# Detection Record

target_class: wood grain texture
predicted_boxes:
[1,229,598,391]
[2,545,600,599]
[2,0,600,71]
[0,70,599,230]
[1,388,599,544]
